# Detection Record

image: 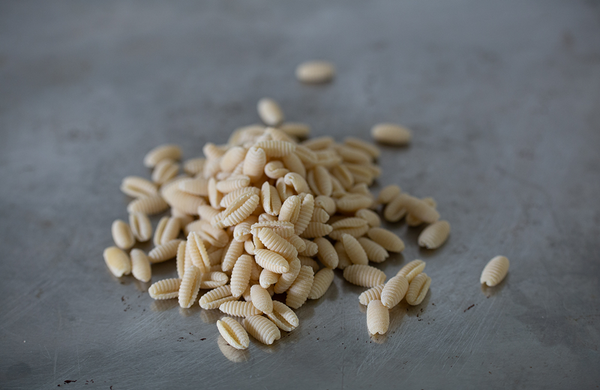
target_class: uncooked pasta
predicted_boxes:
[480,256,509,287]
[217,317,250,350]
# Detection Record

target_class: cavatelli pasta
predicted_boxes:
[273,258,301,294]
[151,159,179,184]
[284,172,310,194]
[127,194,169,215]
[480,256,510,287]
[279,122,310,139]
[344,137,381,159]
[121,176,158,198]
[357,237,389,263]
[148,239,182,263]
[259,269,279,289]
[334,241,352,270]
[300,222,333,239]
[254,140,296,158]
[129,212,152,242]
[144,144,182,168]
[154,216,169,246]
[186,232,210,272]
[405,273,431,305]
[343,264,386,287]
[279,195,301,223]
[162,185,205,216]
[286,234,306,253]
[380,276,409,309]
[250,285,273,314]
[257,98,285,127]
[383,193,408,222]
[367,300,389,335]
[294,194,314,236]
[243,315,281,345]
[342,234,369,265]
[200,272,229,289]
[230,254,254,298]
[311,207,330,224]
[176,240,186,279]
[103,246,131,277]
[315,195,336,215]
[371,123,412,145]
[214,192,260,228]
[315,237,339,269]
[261,182,282,216]
[266,301,299,332]
[199,285,237,309]
[308,268,334,299]
[221,239,244,272]
[243,146,267,182]
[217,317,250,350]
[178,264,202,308]
[396,260,426,282]
[418,220,450,249]
[367,228,405,252]
[220,147,248,173]
[111,219,135,250]
[160,217,181,245]
[149,278,181,300]
[406,197,437,226]
[130,249,151,283]
[286,265,314,309]
[264,161,290,179]
[355,208,381,228]
[298,256,320,273]
[254,249,290,274]
[403,195,440,224]
[298,239,318,257]
[358,284,384,306]
[257,228,297,262]
[220,301,263,317]
[307,165,332,196]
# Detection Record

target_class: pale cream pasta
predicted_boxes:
[308,268,334,299]
[178,264,202,308]
[343,264,386,287]
[149,278,181,300]
[334,241,352,270]
[355,208,381,228]
[266,301,299,332]
[148,239,182,263]
[199,285,237,309]
[367,300,389,335]
[380,276,409,309]
[367,227,405,252]
[336,194,373,213]
[254,140,296,158]
[357,237,389,263]
[282,153,307,178]
[300,222,333,238]
[111,219,135,250]
[294,194,315,235]
[257,228,297,262]
[103,246,131,277]
[273,258,301,294]
[185,232,210,272]
[296,60,335,84]
[371,123,412,146]
[183,157,206,175]
[121,176,158,198]
[279,122,310,139]
[257,98,285,127]
[144,144,182,168]
[151,159,179,184]
[344,137,381,159]
[480,256,510,287]
[219,301,262,317]
[418,220,450,249]
[243,146,267,182]
[230,254,254,298]
[358,284,385,306]
[261,182,282,216]
[259,269,279,289]
[286,265,315,309]
[200,272,229,289]
[314,237,339,269]
[342,234,369,265]
[221,239,244,272]
[396,259,426,282]
[307,165,333,196]
[130,249,151,283]
[217,317,250,350]
[243,315,281,345]
[250,285,273,314]
[129,212,152,242]
[254,249,290,274]
[405,273,431,306]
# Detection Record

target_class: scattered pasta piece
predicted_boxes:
[405,273,432,306]
[371,123,412,146]
[480,256,510,287]
[418,220,450,249]
[296,61,335,84]
[217,317,250,350]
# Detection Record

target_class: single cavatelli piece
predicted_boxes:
[343,264,386,287]
[220,301,262,317]
[129,212,152,242]
[243,315,281,345]
[480,256,510,287]
[367,300,389,335]
[357,237,389,263]
[266,301,299,332]
[418,220,450,249]
[103,246,131,277]
[367,228,405,252]
[217,317,250,350]
[148,239,182,263]
[396,260,426,282]
[308,268,334,299]
[314,237,339,269]
[149,278,181,300]
[127,195,169,215]
[230,254,254,298]
[380,276,409,309]
[286,265,314,309]
[406,273,432,305]
[130,249,151,283]
[358,284,385,306]
[342,234,368,265]
[199,285,237,309]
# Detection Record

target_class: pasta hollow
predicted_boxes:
[266,301,299,331]
[406,273,431,306]
[217,317,250,350]
[130,249,151,283]
[480,256,510,287]
[396,260,426,282]
[129,212,152,242]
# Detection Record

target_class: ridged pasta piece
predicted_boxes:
[191,220,228,248]
[330,165,355,190]
[266,301,299,332]
[406,273,431,305]
[337,145,371,164]
[214,193,260,228]
[207,177,222,209]
[367,300,389,335]
[330,175,347,197]
[311,207,330,223]
[328,225,370,241]
[284,172,310,194]
[244,239,256,255]
[257,98,284,126]
[298,239,318,257]
[273,258,301,294]
[103,246,131,277]
[315,237,339,269]
[220,187,260,208]
[243,315,281,345]
[183,157,206,175]
[233,216,258,242]
[197,205,221,222]
[216,175,251,194]
[130,249,151,283]
[418,220,450,249]
[264,127,296,143]
[129,212,152,242]
[403,195,440,224]
[302,136,335,151]
[371,123,412,145]
[294,194,315,235]
[144,144,182,168]
[258,213,277,223]
[149,278,181,300]
[345,163,374,185]
[357,237,389,263]
[243,146,267,182]
[396,260,426,282]
[186,232,210,272]
[254,140,296,158]
[294,145,318,168]
[230,254,254,297]
[148,239,182,263]
[258,228,298,262]
[315,150,342,168]
[342,234,368,265]
[121,176,158,198]
[160,217,181,245]
[275,177,294,202]
[282,152,307,179]
[261,182,282,216]
[111,219,135,250]
[259,269,280,289]
[367,228,405,252]
[222,239,244,272]
[199,285,237,309]
[220,147,248,173]
[254,249,290,274]
[250,285,273,314]
[381,276,409,309]
[406,197,437,226]
[264,161,289,179]
[355,209,381,228]
[334,241,352,270]
[300,222,333,238]
[279,122,310,139]
[127,194,169,215]
[331,217,369,230]
[298,256,320,273]
[296,61,335,84]
[315,195,336,215]
[358,284,385,306]
[176,240,186,279]
[480,256,510,287]
[220,301,262,317]
[279,195,301,223]
[383,194,408,222]
[308,268,334,299]
[152,159,179,185]
[162,185,205,216]
[286,234,306,253]
[154,216,169,246]
[178,265,202,308]
[307,166,332,196]
[286,265,314,309]
[343,137,381,159]
[217,317,250,350]
[203,142,227,160]
[229,124,265,145]
[200,271,229,289]
[343,264,386,287]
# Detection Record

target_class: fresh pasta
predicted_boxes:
[366,300,389,335]
[418,220,450,249]
[405,273,431,306]
[480,256,509,287]
[217,317,250,350]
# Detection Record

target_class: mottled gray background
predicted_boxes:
[1,1,599,389]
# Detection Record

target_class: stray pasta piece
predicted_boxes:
[357,237,389,263]
[111,219,135,250]
[266,301,299,332]
[130,249,151,283]
[217,317,250,350]
[367,300,389,335]
[405,273,431,306]
[371,123,412,146]
[418,220,450,249]
[342,234,368,265]
[127,194,169,215]
[121,176,158,198]
[257,98,284,127]
[199,285,237,310]
[129,212,152,242]
[367,228,405,252]
[103,246,131,277]
[286,265,315,309]
[144,144,182,168]
[178,265,202,308]
[480,256,509,287]
[296,60,335,84]
[250,285,273,314]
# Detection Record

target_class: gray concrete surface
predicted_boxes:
[1,0,599,389]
